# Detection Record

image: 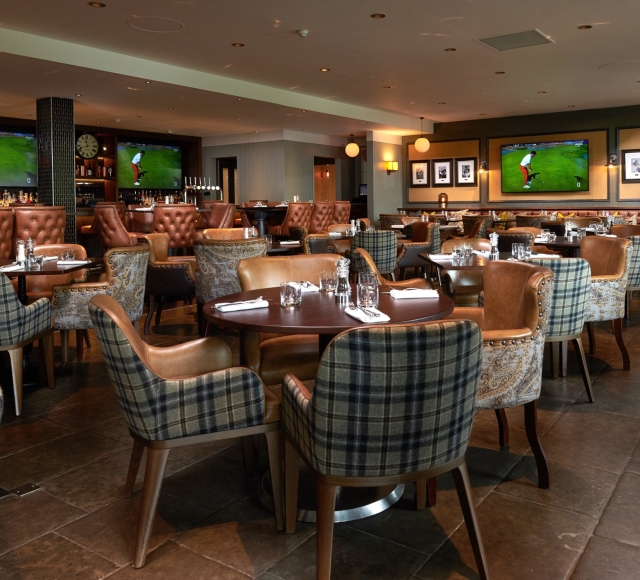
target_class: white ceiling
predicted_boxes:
[1,0,639,138]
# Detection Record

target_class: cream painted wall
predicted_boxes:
[367,135,403,224]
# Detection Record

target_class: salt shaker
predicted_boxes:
[335,256,351,298]
[489,231,500,261]
[16,240,26,263]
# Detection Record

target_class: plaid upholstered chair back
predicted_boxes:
[627,236,640,289]
[0,273,49,346]
[531,258,591,338]
[194,238,267,303]
[351,231,397,274]
[103,245,149,322]
[89,296,265,441]
[290,321,483,477]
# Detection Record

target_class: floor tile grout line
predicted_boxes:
[50,530,124,574]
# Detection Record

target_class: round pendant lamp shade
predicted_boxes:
[345,135,360,158]
[414,137,430,153]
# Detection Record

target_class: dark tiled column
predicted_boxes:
[36,97,76,243]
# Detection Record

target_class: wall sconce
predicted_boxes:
[386,161,399,175]
[438,192,448,208]
[606,154,618,168]
[345,134,360,157]
[478,160,488,173]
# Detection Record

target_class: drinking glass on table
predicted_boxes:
[540,229,551,241]
[62,249,75,261]
[280,282,302,307]
[518,244,531,261]
[264,234,273,245]
[512,243,523,260]
[357,272,379,308]
[320,270,337,293]
[451,244,461,262]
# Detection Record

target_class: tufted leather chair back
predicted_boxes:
[94,206,137,249]
[331,201,351,224]
[238,254,338,290]
[152,204,197,249]
[201,203,236,229]
[127,205,154,233]
[97,202,126,225]
[203,228,247,240]
[491,231,533,253]
[308,202,333,233]
[580,236,630,278]
[539,221,566,236]
[12,206,65,255]
[278,202,312,237]
[303,233,330,254]
[24,244,88,298]
[0,208,13,259]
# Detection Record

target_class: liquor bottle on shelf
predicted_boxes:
[108,166,113,177]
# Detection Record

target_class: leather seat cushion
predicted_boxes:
[259,334,319,386]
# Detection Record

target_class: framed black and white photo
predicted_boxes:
[432,158,453,187]
[622,150,640,183]
[455,157,477,187]
[410,160,430,187]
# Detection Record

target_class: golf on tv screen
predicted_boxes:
[117,142,182,189]
[0,131,37,187]
[501,140,589,193]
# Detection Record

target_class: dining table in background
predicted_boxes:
[241,206,288,238]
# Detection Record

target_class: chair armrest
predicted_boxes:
[241,330,262,376]
[281,373,313,458]
[591,275,625,284]
[12,298,52,343]
[446,307,485,327]
[51,283,110,330]
[146,336,233,379]
[482,328,533,343]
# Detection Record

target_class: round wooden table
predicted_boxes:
[240,206,288,237]
[203,285,454,523]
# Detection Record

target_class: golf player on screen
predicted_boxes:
[132,150,145,185]
[520,150,536,188]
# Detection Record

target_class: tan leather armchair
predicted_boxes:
[195,202,235,231]
[610,224,640,238]
[93,206,138,249]
[308,201,333,233]
[152,204,197,250]
[353,248,431,289]
[446,261,554,489]
[326,224,352,256]
[581,236,632,370]
[237,254,338,386]
[331,201,351,224]
[396,222,441,280]
[302,232,330,254]
[0,207,14,259]
[81,202,127,235]
[12,206,65,256]
[269,202,312,236]
[141,234,196,335]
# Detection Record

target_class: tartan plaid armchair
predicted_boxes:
[0,272,55,416]
[88,294,283,568]
[625,235,640,319]
[346,230,398,277]
[282,321,489,580]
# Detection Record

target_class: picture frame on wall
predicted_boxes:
[432,158,453,187]
[454,157,477,187]
[622,149,640,183]
[410,160,430,187]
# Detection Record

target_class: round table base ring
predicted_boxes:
[259,470,404,523]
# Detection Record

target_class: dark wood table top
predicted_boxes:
[538,236,581,249]
[266,242,302,254]
[241,206,288,214]
[0,258,99,276]
[203,285,454,335]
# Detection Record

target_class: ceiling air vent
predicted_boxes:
[479,29,554,51]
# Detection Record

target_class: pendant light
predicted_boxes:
[345,134,360,157]
[414,117,430,153]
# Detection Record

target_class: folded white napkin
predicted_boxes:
[530,253,561,258]
[275,203,287,207]
[279,240,300,245]
[329,231,343,238]
[134,207,153,212]
[345,306,390,323]
[57,260,91,266]
[534,236,547,242]
[604,234,617,238]
[390,224,405,229]
[0,264,23,272]
[215,298,269,312]
[300,282,320,293]
[427,253,453,259]
[42,256,58,262]
[390,288,439,299]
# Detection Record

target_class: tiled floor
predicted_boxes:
[2,298,640,579]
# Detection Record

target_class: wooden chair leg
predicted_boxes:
[572,337,594,403]
[316,480,339,580]
[60,329,70,365]
[524,401,550,489]
[284,437,301,534]
[242,435,255,474]
[75,329,84,362]
[452,462,490,580]
[626,289,632,320]
[144,295,155,336]
[427,477,437,507]
[83,329,91,349]
[124,440,145,498]
[560,340,568,377]
[586,322,596,355]
[612,318,630,371]
[155,295,164,326]
[550,341,560,379]
[495,408,509,447]
[132,447,170,569]
[41,333,55,390]
[8,347,24,416]
[264,429,285,532]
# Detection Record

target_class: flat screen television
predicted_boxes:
[501,139,589,193]
[0,131,38,187]
[117,142,182,189]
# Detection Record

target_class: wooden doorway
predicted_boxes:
[217,157,237,204]
[314,157,336,202]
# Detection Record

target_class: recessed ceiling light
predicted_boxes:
[88,2,106,7]
[366,122,371,124]
[301,110,306,112]
[237,97,243,100]
[577,25,593,30]
[145,81,151,84]
[137,115,141,118]
[479,113,487,116]
[168,107,173,110]
[231,43,245,47]
[76,93,82,97]
[371,13,386,19]
[538,91,547,94]
[383,86,392,89]
[495,71,506,75]
[236,118,241,120]
[96,121,100,124]
[438,102,446,105]
[320,68,330,72]
[444,48,457,52]
[26,114,32,117]
[303,128,307,131]
[568,105,576,108]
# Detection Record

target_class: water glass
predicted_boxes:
[28,254,44,270]
[280,282,302,307]
[264,234,273,245]
[320,270,337,292]
[357,274,379,308]
[243,228,251,239]
[512,243,523,260]
[462,242,473,258]
[451,245,461,261]
[517,245,531,261]
[62,249,75,261]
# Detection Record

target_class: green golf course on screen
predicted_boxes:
[117,143,182,189]
[0,132,38,187]
[501,140,589,193]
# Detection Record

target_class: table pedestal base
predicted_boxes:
[259,470,404,523]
